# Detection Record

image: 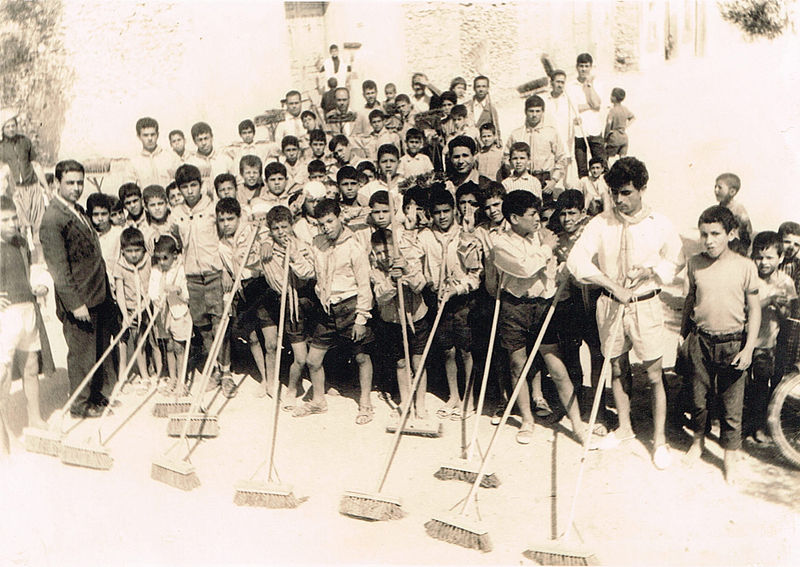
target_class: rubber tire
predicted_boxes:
[767,372,800,469]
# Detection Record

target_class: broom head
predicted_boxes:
[167,414,219,437]
[541,53,556,78]
[152,398,192,417]
[339,490,404,521]
[151,455,201,490]
[523,541,598,565]
[23,427,63,457]
[343,42,362,50]
[433,458,500,488]
[233,480,303,509]
[254,109,286,126]
[424,513,492,552]
[385,416,442,437]
[516,76,550,94]
[59,440,113,470]
[82,157,112,174]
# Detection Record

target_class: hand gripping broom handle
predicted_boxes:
[466,276,503,462]
[266,245,292,482]
[174,219,265,449]
[458,276,569,516]
[561,302,624,541]
[376,301,446,493]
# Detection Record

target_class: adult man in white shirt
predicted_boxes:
[186,122,235,197]
[127,117,180,189]
[274,90,305,144]
[565,53,607,179]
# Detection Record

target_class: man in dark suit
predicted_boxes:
[39,160,119,417]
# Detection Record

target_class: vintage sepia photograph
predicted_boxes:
[1,0,799,565]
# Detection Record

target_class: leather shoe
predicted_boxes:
[70,404,104,418]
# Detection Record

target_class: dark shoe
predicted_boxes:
[205,369,222,392]
[221,375,237,399]
[71,404,104,418]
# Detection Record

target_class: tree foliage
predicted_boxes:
[719,0,791,39]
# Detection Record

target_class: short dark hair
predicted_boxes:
[329,134,349,152]
[281,135,300,151]
[215,197,241,217]
[136,117,158,135]
[371,227,393,249]
[336,166,358,184]
[405,128,424,142]
[238,119,255,134]
[403,185,429,210]
[752,231,783,257]
[450,104,468,119]
[604,157,648,191]
[357,161,376,175]
[314,197,341,218]
[429,187,455,213]
[551,69,566,80]
[154,234,181,256]
[118,182,142,202]
[307,159,327,176]
[190,122,212,141]
[556,189,585,211]
[502,189,541,221]
[86,192,111,216]
[301,109,317,121]
[109,195,123,213]
[175,164,201,186]
[264,161,287,180]
[509,141,530,157]
[369,190,390,208]
[142,184,167,204]
[448,135,476,155]
[456,181,481,204]
[611,87,626,102]
[525,95,545,110]
[377,143,399,161]
[214,173,237,192]
[285,89,301,101]
[588,157,605,169]
[716,172,741,192]
[779,221,800,238]
[362,79,377,92]
[450,76,467,89]
[239,154,263,174]
[473,75,489,87]
[368,109,386,122]
[482,181,506,203]
[576,53,593,65]
[440,91,458,105]
[394,94,410,105]
[120,227,146,249]
[266,205,293,227]
[55,160,84,181]
[479,122,496,134]
[698,205,738,233]
[309,128,326,144]
[168,129,184,140]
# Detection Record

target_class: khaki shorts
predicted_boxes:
[0,302,41,366]
[596,294,664,361]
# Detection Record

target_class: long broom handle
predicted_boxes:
[458,276,569,516]
[561,303,624,541]
[176,326,192,397]
[173,219,264,449]
[266,245,292,483]
[376,301,446,493]
[466,280,503,461]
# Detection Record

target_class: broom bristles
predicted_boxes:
[523,543,597,566]
[59,441,113,470]
[152,400,192,417]
[23,427,63,457]
[233,480,303,508]
[339,491,404,521]
[433,462,500,488]
[424,515,492,553]
[385,418,442,438]
[166,414,219,437]
[151,457,201,491]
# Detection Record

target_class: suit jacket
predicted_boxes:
[467,95,501,141]
[40,197,109,317]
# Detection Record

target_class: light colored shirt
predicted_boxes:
[148,260,190,320]
[141,217,178,255]
[474,221,509,296]
[369,231,428,324]
[113,253,152,315]
[362,130,402,162]
[274,114,305,143]
[566,78,607,137]
[493,229,556,299]
[579,175,611,211]
[397,153,434,181]
[128,146,180,189]
[417,223,483,295]
[186,149,235,196]
[504,123,566,179]
[502,171,543,198]
[476,146,503,181]
[172,194,221,275]
[218,222,262,282]
[755,270,796,348]
[543,92,573,152]
[97,225,123,290]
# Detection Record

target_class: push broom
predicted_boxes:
[523,305,624,566]
[234,246,302,508]
[151,221,262,490]
[425,277,567,552]
[339,300,447,521]
[60,306,161,469]
[151,339,192,417]
[165,220,263,438]
[24,304,147,456]
[434,278,503,487]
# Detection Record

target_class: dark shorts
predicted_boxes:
[498,292,558,353]
[121,310,151,352]
[310,296,373,354]
[232,277,274,338]
[435,293,474,351]
[186,271,223,328]
[376,315,432,363]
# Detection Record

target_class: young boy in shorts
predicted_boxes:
[418,186,483,419]
[745,231,796,442]
[579,157,610,216]
[476,123,503,181]
[1,196,48,456]
[714,172,752,252]
[493,190,587,444]
[397,128,434,181]
[141,184,178,254]
[119,182,146,229]
[502,142,543,198]
[298,198,375,424]
[683,206,761,483]
[604,88,635,164]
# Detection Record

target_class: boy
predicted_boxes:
[119,182,146,229]
[280,135,308,192]
[418,187,483,419]
[171,164,225,388]
[214,173,238,200]
[493,190,586,444]
[714,172,752,251]
[113,226,154,391]
[476,123,503,181]
[370,227,431,418]
[363,109,401,162]
[683,206,761,483]
[467,75,501,140]
[141,184,178,254]
[227,119,271,167]
[362,79,380,111]
[746,232,795,442]
[397,128,434,181]
[129,117,180,189]
[109,195,126,227]
[187,122,236,197]
[359,144,402,209]
[237,154,265,207]
[1,196,48,457]
[291,180,325,246]
[251,162,293,216]
[604,88,635,162]
[307,159,330,187]
[337,166,370,229]
[166,182,184,209]
[149,234,192,395]
[384,83,397,111]
[579,157,610,216]
[307,128,329,165]
[87,192,123,287]
[259,205,315,406]
[445,135,492,195]
[169,130,188,162]
[298,110,319,157]
[447,104,480,147]
[502,141,543,198]
[298,198,375,424]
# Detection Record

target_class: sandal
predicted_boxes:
[436,401,459,419]
[292,400,328,418]
[281,398,297,412]
[516,423,535,445]
[533,397,552,418]
[355,405,374,425]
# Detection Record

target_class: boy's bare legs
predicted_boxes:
[396,359,410,413]
[686,434,705,461]
[610,353,635,439]
[118,342,128,388]
[723,449,738,484]
[150,335,162,379]
[284,341,307,410]
[248,331,267,397]
[303,345,327,406]
[354,352,373,424]
[440,346,460,413]
[261,325,278,396]
[643,357,667,449]
[509,347,535,429]
[21,350,45,429]
[460,349,475,414]
[412,353,428,418]
[541,345,586,444]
